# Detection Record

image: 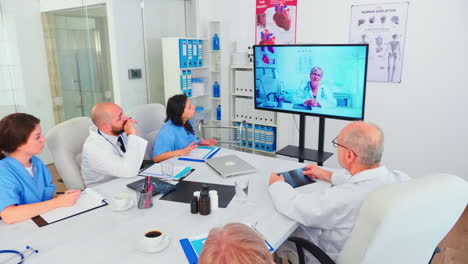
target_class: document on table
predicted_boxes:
[139,163,194,180]
[32,188,107,227]
[178,146,220,162]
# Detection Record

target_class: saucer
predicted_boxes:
[111,201,134,211]
[141,237,170,253]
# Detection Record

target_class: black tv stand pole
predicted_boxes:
[276,115,333,165]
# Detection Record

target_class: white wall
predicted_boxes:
[214,0,468,180]
[1,0,57,163]
[106,0,148,111]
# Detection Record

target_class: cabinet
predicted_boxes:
[161,22,223,140]
[229,64,278,155]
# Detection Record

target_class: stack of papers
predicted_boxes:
[179,146,220,162]
[139,164,193,180]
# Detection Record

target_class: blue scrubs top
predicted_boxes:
[153,120,199,157]
[0,156,56,213]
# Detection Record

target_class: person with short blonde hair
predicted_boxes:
[198,223,274,264]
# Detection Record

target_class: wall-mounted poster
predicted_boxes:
[350,2,409,83]
[255,0,297,45]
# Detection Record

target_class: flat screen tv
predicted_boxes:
[253,44,368,121]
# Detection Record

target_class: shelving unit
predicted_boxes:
[162,32,219,124]
[229,64,278,156]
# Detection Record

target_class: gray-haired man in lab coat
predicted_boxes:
[269,121,409,263]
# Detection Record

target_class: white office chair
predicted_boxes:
[125,103,166,160]
[46,116,92,190]
[288,173,468,264]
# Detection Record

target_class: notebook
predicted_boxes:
[205,155,256,178]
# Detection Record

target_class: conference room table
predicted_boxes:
[0,148,331,263]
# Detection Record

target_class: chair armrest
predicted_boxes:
[287,237,336,264]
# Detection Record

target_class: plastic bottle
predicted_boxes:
[213,82,220,98]
[212,34,220,50]
[216,105,221,120]
[198,184,211,215]
[209,190,218,211]
[190,196,198,214]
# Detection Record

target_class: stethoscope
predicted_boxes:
[0,246,38,264]
[97,129,125,157]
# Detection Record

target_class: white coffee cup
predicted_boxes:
[142,229,169,251]
[112,193,129,210]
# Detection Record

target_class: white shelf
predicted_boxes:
[232,94,253,98]
[231,64,253,69]
[231,145,276,156]
[229,64,278,155]
[231,119,277,127]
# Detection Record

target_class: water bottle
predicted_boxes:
[213,82,220,98]
[198,184,211,215]
[216,105,221,120]
[209,190,218,211]
[212,34,220,50]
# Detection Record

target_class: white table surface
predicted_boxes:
[0,148,331,263]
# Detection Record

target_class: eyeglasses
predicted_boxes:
[332,137,358,157]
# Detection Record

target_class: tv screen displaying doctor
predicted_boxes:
[295,66,334,108]
[152,94,217,163]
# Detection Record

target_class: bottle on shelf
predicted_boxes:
[212,34,220,50]
[213,81,220,98]
[216,105,221,120]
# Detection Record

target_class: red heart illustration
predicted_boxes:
[273,4,291,31]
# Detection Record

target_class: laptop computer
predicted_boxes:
[205,155,256,178]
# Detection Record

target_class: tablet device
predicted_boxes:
[127,177,176,196]
[277,167,316,188]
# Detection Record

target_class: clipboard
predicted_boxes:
[32,188,108,227]
[178,147,221,162]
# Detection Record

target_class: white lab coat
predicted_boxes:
[81,126,148,187]
[269,166,410,262]
[294,82,335,108]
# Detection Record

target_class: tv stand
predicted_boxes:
[276,115,333,165]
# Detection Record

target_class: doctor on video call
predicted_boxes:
[294,66,335,108]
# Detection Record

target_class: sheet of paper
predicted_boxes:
[40,188,106,223]
[140,164,192,180]
[180,146,218,160]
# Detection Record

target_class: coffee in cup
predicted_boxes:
[142,228,169,252]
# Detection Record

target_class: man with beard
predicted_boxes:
[81,102,147,186]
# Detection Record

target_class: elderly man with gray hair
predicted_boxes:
[268,121,409,263]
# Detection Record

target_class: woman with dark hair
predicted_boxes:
[0,113,81,224]
[152,94,217,162]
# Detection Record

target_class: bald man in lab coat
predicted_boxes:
[269,122,410,263]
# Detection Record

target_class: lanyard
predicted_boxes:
[97,129,124,157]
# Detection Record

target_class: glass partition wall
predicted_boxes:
[42,4,113,123]
[0,0,193,122]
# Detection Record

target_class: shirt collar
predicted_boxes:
[349,166,389,183]
[97,129,125,145]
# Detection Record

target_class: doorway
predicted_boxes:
[42,4,113,123]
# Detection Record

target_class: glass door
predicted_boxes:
[42,4,113,123]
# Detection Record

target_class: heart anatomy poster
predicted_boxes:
[256,0,297,45]
[350,2,409,83]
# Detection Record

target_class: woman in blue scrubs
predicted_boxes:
[152,94,217,162]
[0,113,81,224]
